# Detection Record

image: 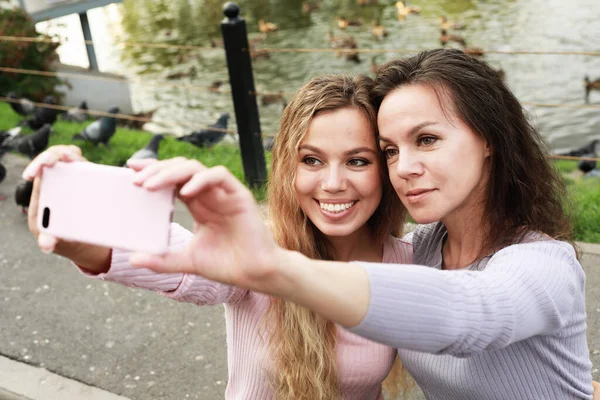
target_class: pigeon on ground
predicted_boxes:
[0,127,21,146]
[118,108,158,130]
[6,92,35,117]
[62,101,88,122]
[15,179,33,214]
[128,134,164,162]
[0,163,5,201]
[177,113,230,148]
[72,106,119,147]
[578,158,596,174]
[1,124,52,159]
[21,95,58,130]
[558,139,600,158]
[263,136,275,151]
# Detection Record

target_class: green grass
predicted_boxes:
[0,103,270,200]
[569,179,600,243]
[4,102,600,242]
[554,159,578,174]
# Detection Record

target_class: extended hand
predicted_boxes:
[23,145,87,255]
[127,157,283,291]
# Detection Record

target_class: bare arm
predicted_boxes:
[62,243,112,274]
[275,250,371,328]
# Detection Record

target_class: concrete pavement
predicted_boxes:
[0,153,598,400]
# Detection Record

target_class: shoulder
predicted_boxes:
[488,237,584,288]
[493,236,577,262]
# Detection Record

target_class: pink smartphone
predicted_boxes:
[37,161,175,255]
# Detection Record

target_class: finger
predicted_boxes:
[179,166,249,197]
[38,232,59,254]
[143,160,208,190]
[66,145,82,157]
[129,250,197,275]
[27,176,42,235]
[181,187,230,225]
[126,158,158,170]
[131,157,188,185]
[22,146,84,180]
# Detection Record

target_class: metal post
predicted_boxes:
[79,12,99,71]
[220,2,267,188]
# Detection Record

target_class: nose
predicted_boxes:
[321,165,347,192]
[394,148,424,179]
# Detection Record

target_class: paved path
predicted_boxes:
[0,153,597,399]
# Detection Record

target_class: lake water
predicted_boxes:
[34,0,600,152]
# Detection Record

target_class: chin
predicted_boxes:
[315,223,359,238]
[409,211,442,225]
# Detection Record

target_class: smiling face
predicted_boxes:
[377,83,491,225]
[294,107,382,238]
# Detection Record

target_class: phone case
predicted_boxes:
[37,161,175,255]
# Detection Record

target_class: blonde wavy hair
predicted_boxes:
[264,75,412,399]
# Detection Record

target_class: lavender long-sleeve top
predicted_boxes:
[351,222,593,399]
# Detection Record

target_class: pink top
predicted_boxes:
[79,223,413,400]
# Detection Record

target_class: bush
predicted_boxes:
[0,3,65,101]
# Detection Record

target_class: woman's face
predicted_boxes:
[294,107,382,238]
[377,83,491,225]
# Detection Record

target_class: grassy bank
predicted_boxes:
[2,103,600,242]
[0,103,270,200]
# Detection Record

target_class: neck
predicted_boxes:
[441,201,489,270]
[326,226,382,263]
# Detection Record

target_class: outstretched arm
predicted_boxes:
[127,158,584,355]
[125,157,372,325]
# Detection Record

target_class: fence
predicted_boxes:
[2,1,600,187]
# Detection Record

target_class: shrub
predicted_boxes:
[0,2,65,101]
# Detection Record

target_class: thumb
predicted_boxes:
[129,250,195,274]
[38,232,58,254]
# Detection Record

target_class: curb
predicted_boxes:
[0,356,130,400]
[0,388,32,400]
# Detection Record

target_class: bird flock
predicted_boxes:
[0,92,234,214]
[2,0,600,211]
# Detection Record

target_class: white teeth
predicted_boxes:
[319,201,355,213]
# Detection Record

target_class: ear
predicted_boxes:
[483,140,493,158]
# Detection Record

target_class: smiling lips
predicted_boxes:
[318,200,356,213]
[405,188,435,204]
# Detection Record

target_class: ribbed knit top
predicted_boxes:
[80,223,414,399]
[351,222,593,399]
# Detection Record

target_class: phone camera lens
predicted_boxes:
[42,207,51,228]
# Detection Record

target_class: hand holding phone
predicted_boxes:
[36,161,175,255]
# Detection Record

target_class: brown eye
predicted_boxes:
[302,157,321,165]
[418,136,437,146]
[348,158,369,167]
[384,148,398,159]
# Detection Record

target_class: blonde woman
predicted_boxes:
[24,75,413,399]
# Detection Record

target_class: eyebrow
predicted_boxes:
[379,121,438,143]
[298,145,377,156]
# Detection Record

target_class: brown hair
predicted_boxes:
[265,74,409,399]
[372,48,573,256]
